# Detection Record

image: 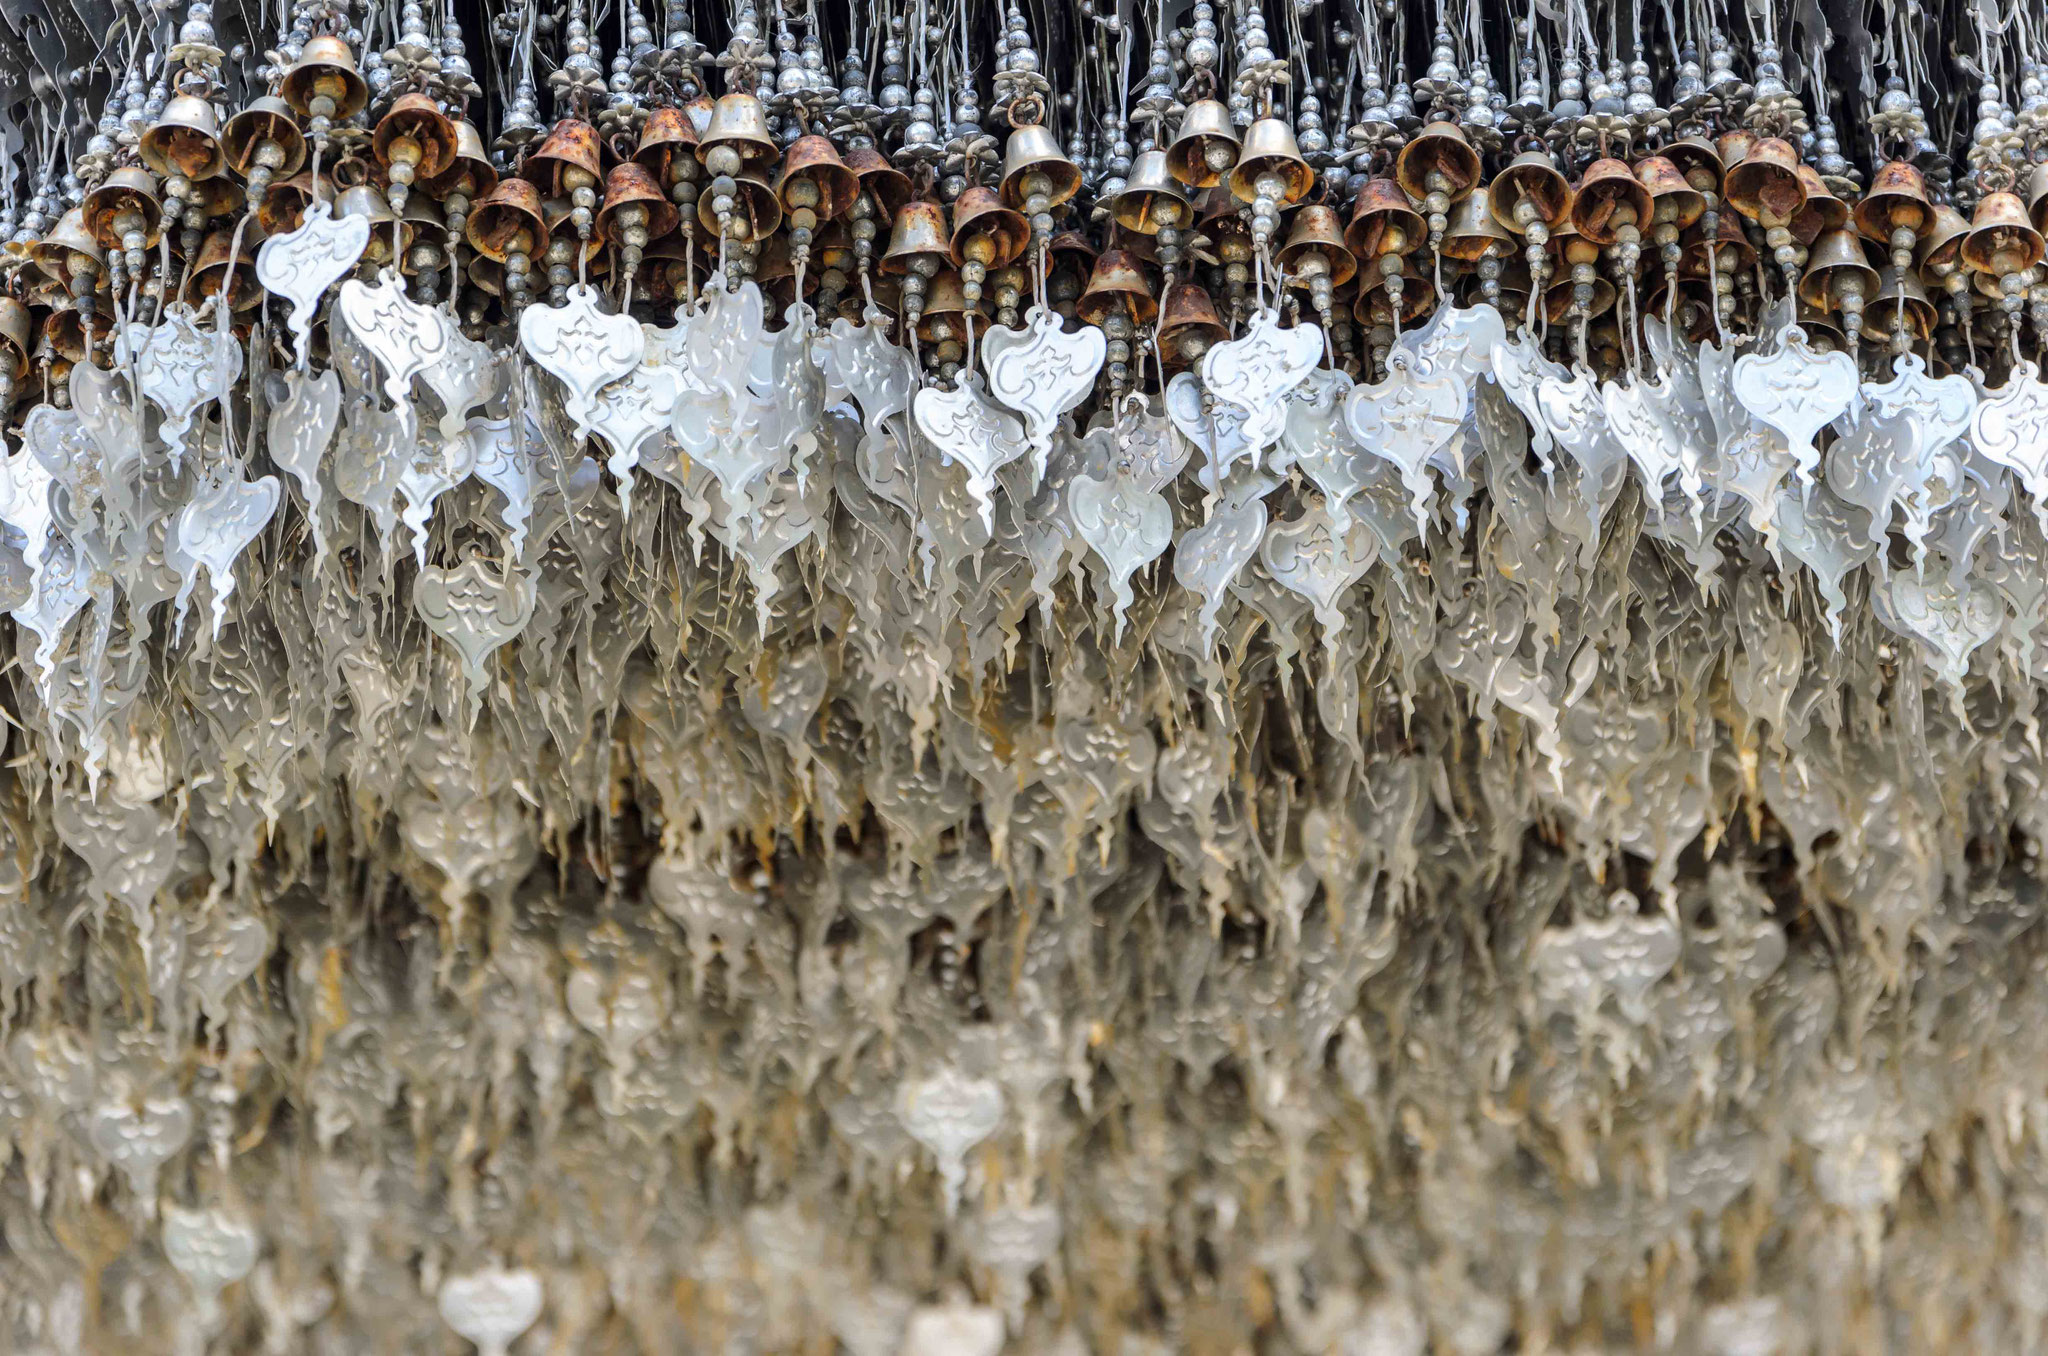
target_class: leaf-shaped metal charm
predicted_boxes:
[1167,369,1265,492]
[1344,348,1463,535]
[589,359,678,520]
[1173,471,1276,660]
[415,556,537,728]
[897,1067,1004,1216]
[1876,569,2001,693]
[1773,483,1876,642]
[1199,308,1322,453]
[468,416,534,556]
[1285,369,1375,535]
[266,367,341,567]
[1069,473,1171,640]
[174,466,281,640]
[396,432,479,569]
[823,307,918,436]
[1730,325,1858,492]
[913,375,1028,535]
[336,273,450,443]
[122,306,237,472]
[1260,497,1378,640]
[982,305,1107,484]
[519,284,646,447]
[255,199,371,368]
[438,1266,544,1356]
[1972,360,2048,533]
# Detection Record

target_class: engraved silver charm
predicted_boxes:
[255,198,372,369]
[518,284,647,446]
[981,305,1107,484]
[1730,325,1859,492]
[913,375,1029,534]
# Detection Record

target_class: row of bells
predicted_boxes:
[11,32,2048,390]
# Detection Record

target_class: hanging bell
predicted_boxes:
[280,34,369,123]
[1490,149,1573,236]
[950,187,1029,271]
[1345,177,1424,261]
[1112,149,1191,236]
[336,183,405,266]
[1682,209,1757,280]
[1854,162,1932,249]
[1634,156,1705,231]
[698,93,781,179]
[1569,158,1652,245]
[881,199,954,276]
[191,225,264,312]
[1394,119,1480,207]
[999,122,1082,213]
[1722,136,1806,223]
[635,107,700,184]
[696,173,782,243]
[1355,258,1438,326]
[220,96,307,188]
[1790,165,1849,243]
[466,177,550,262]
[1226,117,1312,208]
[1157,283,1228,369]
[26,209,103,286]
[526,119,606,197]
[917,270,983,352]
[1663,136,1725,192]
[375,93,459,194]
[0,297,29,383]
[2030,162,2048,237]
[257,171,327,236]
[598,163,681,250]
[1960,192,2045,278]
[1166,99,1240,189]
[1914,203,1973,285]
[1076,248,1159,327]
[139,93,226,183]
[1797,229,1878,343]
[80,168,164,265]
[1868,264,1935,341]
[1278,205,1358,285]
[1441,188,1514,264]
[847,146,913,220]
[776,134,860,223]
[425,120,498,215]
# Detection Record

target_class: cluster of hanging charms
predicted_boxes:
[15,0,2048,1346]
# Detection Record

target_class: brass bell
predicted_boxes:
[1157,283,1228,369]
[881,199,953,276]
[1682,209,1756,280]
[1634,156,1705,232]
[257,171,328,237]
[374,92,460,192]
[846,146,912,220]
[1854,161,1932,250]
[525,119,606,196]
[1278,205,1358,285]
[1166,99,1240,189]
[1543,263,1616,323]
[1394,120,1480,208]
[425,121,498,200]
[0,297,30,381]
[27,209,103,288]
[1076,248,1159,328]
[2031,162,2048,237]
[598,163,681,248]
[1790,164,1848,243]
[1664,135,1724,189]
[1715,129,1759,177]
[1915,203,1973,283]
[139,93,226,182]
[1000,122,1082,212]
[1796,298,1846,349]
[1112,149,1191,236]
[695,172,782,242]
[280,34,369,123]
[1722,136,1806,224]
[466,177,549,262]
[1441,188,1514,265]
[635,107,700,193]
[1490,149,1573,237]
[1570,158,1652,246]
[336,183,405,265]
[1797,229,1878,337]
[1344,177,1424,261]
[81,168,164,255]
[1868,264,1935,341]
[775,134,860,224]
[917,270,983,352]
[697,93,781,179]
[1961,191,2045,278]
[1227,117,1312,207]
[191,225,264,312]
[950,187,1029,271]
[1354,258,1438,326]
[220,96,307,194]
